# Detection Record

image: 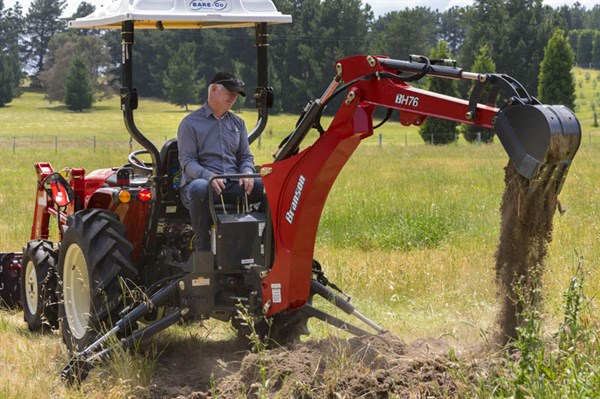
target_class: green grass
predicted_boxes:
[0,69,599,397]
[455,263,600,398]
[573,67,600,130]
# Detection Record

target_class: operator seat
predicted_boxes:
[160,138,262,221]
[159,138,190,222]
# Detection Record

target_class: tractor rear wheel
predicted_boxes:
[20,240,59,331]
[57,209,138,352]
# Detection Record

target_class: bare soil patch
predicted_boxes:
[150,336,248,398]
[151,333,484,398]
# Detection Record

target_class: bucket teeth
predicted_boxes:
[526,161,570,199]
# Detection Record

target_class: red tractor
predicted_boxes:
[0,0,581,384]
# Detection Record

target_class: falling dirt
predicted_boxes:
[493,134,579,345]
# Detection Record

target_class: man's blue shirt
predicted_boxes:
[178,103,255,187]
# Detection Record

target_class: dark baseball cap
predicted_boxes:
[210,72,246,97]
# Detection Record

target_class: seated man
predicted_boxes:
[178,72,263,251]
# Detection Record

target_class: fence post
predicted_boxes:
[378,133,382,147]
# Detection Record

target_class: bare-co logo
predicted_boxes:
[188,1,227,11]
[285,175,306,224]
[395,94,419,108]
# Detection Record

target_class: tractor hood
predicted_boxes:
[69,0,292,29]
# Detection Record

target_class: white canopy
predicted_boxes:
[69,0,292,29]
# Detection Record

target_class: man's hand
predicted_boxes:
[239,176,254,195]
[211,178,226,195]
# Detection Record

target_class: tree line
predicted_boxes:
[1,0,599,126]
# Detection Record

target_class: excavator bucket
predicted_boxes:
[494,104,581,194]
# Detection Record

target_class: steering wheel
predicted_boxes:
[128,149,153,174]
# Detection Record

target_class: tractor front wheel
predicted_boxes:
[21,240,59,331]
[57,209,138,352]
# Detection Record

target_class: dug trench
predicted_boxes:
[149,135,574,398]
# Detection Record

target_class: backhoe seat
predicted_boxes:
[159,138,259,222]
[160,138,190,222]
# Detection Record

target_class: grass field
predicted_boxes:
[0,67,599,398]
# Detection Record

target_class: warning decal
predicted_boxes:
[271,283,282,304]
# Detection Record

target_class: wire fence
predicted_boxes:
[1,130,599,153]
[0,136,157,153]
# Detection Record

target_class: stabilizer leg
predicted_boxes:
[309,279,387,335]
[301,304,369,336]
[61,276,183,384]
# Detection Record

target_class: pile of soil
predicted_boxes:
[153,333,479,399]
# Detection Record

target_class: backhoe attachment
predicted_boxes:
[260,55,582,318]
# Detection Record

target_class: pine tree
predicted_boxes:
[163,42,201,111]
[71,2,95,19]
[419,41,459,145]
[64,54,94,111]
[70,2,96,36]
[25,0,67,85]
[460,0,553,97]
[271,0,372,113]
[0,1,23,106]
[1,1,24,53]
[576,29,594,67]
[591,31,600,69]
[538,30,576,111]
[463,44,496,144]
[0,51,20,106]
[371,7,437,69]
[40,33,110,103]
[568,30,579,62]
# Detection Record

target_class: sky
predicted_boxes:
[3,0,600,19]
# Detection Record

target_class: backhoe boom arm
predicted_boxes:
[259,54,580,317]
